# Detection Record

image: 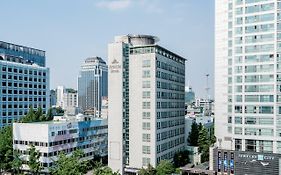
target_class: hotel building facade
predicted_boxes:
[108,35,186,174]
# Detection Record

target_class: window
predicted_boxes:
[143,70,151,78]
[235,116,242,124]
[142,146,151,154]
[245,139,256,152]
[143,60,151,67]
[143,112,151,119]
[142,157,151,167]
[143,102,151,109]
[142,122,151,130]
[234,127,242,135]
[235,139,242,151]
[142,134,151,142]
[142,81,151,88]
[143,91,151,99]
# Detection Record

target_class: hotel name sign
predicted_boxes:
[109,59,122,73]
[238,154,275,161]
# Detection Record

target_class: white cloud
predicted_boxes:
[138,0,164,14]
[96,0,131,11]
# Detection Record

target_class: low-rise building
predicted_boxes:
[13,114,108,173]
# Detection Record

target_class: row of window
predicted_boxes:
[14,133,108,147]
[231,94,274,103]
[2,103,46,109]
[157,127,185,141]
[156,71,185,84]
[235,139,273,153]
[1,109,46,117]
[1,66,46,76]
[15,146,106,167]
[236,13,274,25]
[234,23,281,36]
[157,91,185,100]
[234,105,274,114]
[1,74,47,82]
[1,82,47,88]
[235,0,271,5]
[1,97,46,102]
[235,3,274,15]
[234,33,274,44]
[156,81,185,92]
[228,115,273,125]
[234,64,274,73]
[158,137,185,153]
[156,60,185,76]
[233,54,275,65]
[156,111,185,119]
[2,89,46,95]
[234,127,273,136]
[156,101,185,109]
[230,84,274,93]
[157,119,185,130]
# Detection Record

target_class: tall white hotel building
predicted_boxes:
[214,0,281,174]
[108,35,186,174]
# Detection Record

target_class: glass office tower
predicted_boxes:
[0,41,49,127]
[78,57,108,116]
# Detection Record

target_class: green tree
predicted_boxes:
[21,106,51,123]
[0,126,13,172]
[27,145,42,175]
[12,151,23,174]
[209,125,216,145]
[92,161,120,175]
[187,122,199,146]
[173,150,190,168]
[156,160,175,175]
[55,107,64,116]
[46,108,54,121]
[198,126,210,162]
[35,106,43,121]
[50,150,88,175]
[138,164,156,175]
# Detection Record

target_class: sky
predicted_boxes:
[0,0,214,98]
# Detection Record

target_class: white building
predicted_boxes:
[101,97,108,119]
[55,86,78,114]
[108,35,186,174]
[214,0,281,171]
[56,86,65,108]
[13,114,108,173]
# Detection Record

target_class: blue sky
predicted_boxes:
[0,0,214,98]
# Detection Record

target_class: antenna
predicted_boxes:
[205,74,210,116]
[205,74,210,100]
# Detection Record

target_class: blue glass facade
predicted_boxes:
[78,57,108,115]
[0,41,49,127]
[0,41,45,67]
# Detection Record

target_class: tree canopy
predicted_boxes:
[50,150,88,175]
[27,145,42,174]
[92,161,120,175]
[187,122,199,146]
[20,106,52,123]
[173,150,190,168]
[156,160,175,175]
[0,126,13,172]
